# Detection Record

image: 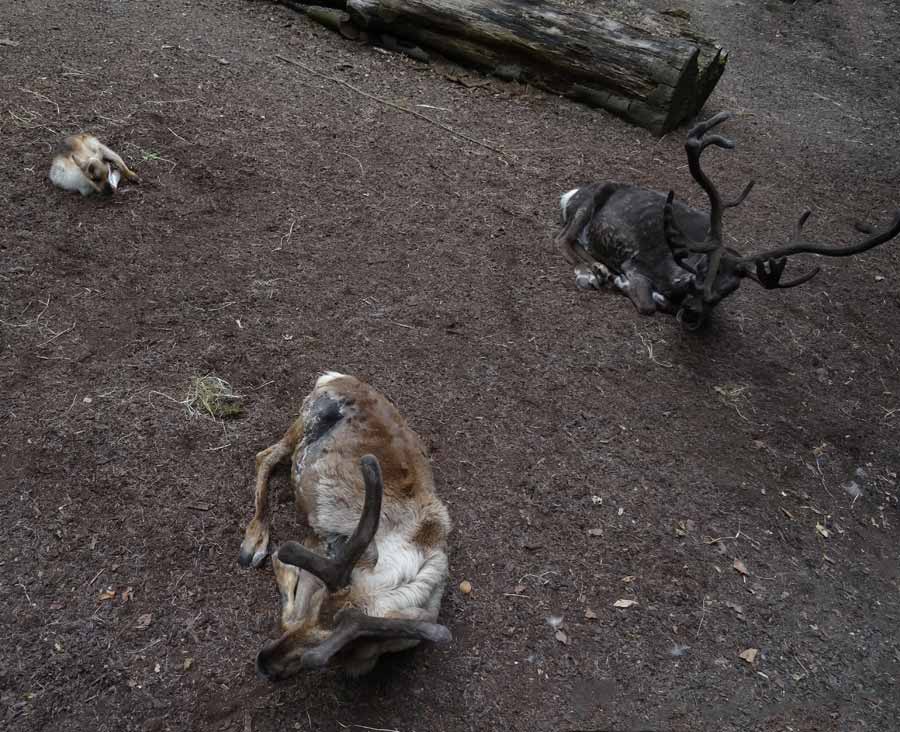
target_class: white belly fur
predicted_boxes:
[49,157,93,196]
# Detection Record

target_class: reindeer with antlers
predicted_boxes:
[239,372,452,679]
[556,112,900,328]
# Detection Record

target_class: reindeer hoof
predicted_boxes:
[574,264,603,290]
[239,524,270,568]
[427,624,453,645]
[239,546,269,569]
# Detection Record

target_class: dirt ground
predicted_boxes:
[1,1,899,730]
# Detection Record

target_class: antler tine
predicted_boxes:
[724,180,755,209]
[689,110,733,138]
[682,112,754,254]
[793,209,812,239]
[747,209,900,262]
[277,455,384,592]
[300,609,452,669]
[749,258,821,289]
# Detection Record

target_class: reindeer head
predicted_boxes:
[664,112,900,328]
[255,456,450,680]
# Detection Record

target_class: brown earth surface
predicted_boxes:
[1,1,899,731]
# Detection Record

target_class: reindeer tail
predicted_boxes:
[554,183,619,265]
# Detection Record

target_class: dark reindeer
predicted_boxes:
[556,112,900,328]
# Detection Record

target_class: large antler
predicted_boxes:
[664,112,755,295]
[277,455,383,592]
[299,608,452,669]
[742,209,900,287]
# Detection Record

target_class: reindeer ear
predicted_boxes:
[300,608,451,669]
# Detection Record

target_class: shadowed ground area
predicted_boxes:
[1,1,898,730]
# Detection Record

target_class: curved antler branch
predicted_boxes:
[277,455,383,592]
[748,258,821,289]
[747,210,900,262]
[724,180,756,209]
[673,112,754,258]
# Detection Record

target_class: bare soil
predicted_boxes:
[1,1,899,731]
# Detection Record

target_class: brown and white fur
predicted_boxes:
[240,372,452,678]
[49,134,139,196]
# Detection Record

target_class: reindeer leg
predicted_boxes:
[573,258,615,290]
[272,547,326,628]
[239,419,303,568]
[96,142,140,182]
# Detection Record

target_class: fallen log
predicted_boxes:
[586,2,727,119]
[346,0,724,133]
[276,1,727,134]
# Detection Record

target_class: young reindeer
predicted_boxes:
[239,372,452,679]
[557,112,900,328]
[49,134,139,196]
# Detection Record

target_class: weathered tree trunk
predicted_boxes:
[277,0,727,134]
[345,0,723,134]
[584,2,727,119]
[278,0,347,10]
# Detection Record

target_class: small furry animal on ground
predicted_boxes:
[49,133,139,196]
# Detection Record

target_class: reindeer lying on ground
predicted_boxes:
[239,372,452,679]
[49,134,139,196]
[556,112,900,328]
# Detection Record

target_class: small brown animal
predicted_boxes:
[49,134,139,196]
[240,372,452,678]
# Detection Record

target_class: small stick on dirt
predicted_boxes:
[517,570,558,585]
[18,583,34,606]
[168,127,193,144]
[148,390,183,406]
[129,638,163,655]
[146,98,196,105]
[8,109,59,135]
[38,321,76,347]
[20,87,60,115]
[0,296,50,328]
[247,380,274,392]
[63,64,89,77]
[337,724,401,732]
[94,110,133,125]
[276,218,295,251]
[813,452,834,498]
[88,568,105,586]
[636,328,673,369]
[54,394,78,422]
[695,595,707,638]
[337,151,365,176]
[275,53,507,160]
